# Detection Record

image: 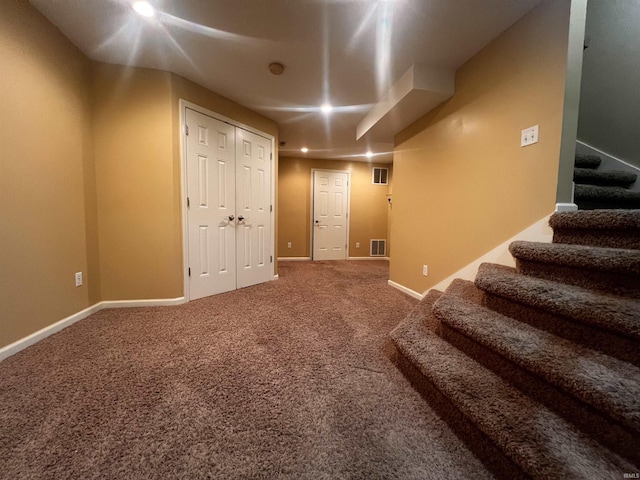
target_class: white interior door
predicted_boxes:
[235,128,272,289]
[186,109,237,299]
[185,107,273,300]
[313,170,349,260]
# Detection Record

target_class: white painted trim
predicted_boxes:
[348,256,390,261]
[99,297,186,309]
[0,304,102,361]
[310,169,352,260]
[387,280,423,300]
[556,203,578,212]
[179,100,276,301]
[273,274,279,280]
[0,296,188,362]
[430,213,554,293]
[278,257,311,261]
[577,140,640,174]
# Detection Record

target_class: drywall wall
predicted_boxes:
[0,1,94,347]
[92,64,181,301]
[390,0,569,294]
[556,0,588,205]
[278,157,391,258]
[577,0,640,168]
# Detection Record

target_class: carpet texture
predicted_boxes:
[391,209,640,478]
[572,154,639,210]
[0,260,496,480]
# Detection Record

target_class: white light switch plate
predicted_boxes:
[521,125,539,147]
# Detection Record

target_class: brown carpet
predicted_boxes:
[391,210,640,479]
[0,260,493,480]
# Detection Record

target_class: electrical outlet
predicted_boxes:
[521,124,539,147]
[356,242,360,248]
[75,272,83,287]
[422,265,428,276]
[287,242,292,248]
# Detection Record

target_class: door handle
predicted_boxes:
[238,215,245,222]
[228,215,235,221]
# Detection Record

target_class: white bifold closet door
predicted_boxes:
[186,108,272,300]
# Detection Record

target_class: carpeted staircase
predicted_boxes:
[391,209,640,479]
[574,154,640,209]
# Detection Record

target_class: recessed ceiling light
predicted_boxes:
[133,1,155,17]
[301,147,309,153]
[320,104,333,114]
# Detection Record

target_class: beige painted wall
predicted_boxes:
[0,1,94,346]
[278,157,391,258]
[92,64,181,300]
[0,2,281,349]
[390,0,570,295]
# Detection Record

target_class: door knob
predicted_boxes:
[238,215,245,222]
[228,215,235,221]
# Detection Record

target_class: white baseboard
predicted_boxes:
[278,257,311,261]
[387,280,423,300]
[0,296,186,362]
[348,256,390,261]
[273,274,279,280]
[0,303,102,362]
[99,297,186,309]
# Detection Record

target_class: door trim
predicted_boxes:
[179,99,275,301]
[310,169,351,260]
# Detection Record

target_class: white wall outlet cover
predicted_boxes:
[356,242,360,248]
[75,272,83,287]
[521,125,539,147]
[422,265,428,276]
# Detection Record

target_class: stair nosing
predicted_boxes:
[432,293,640,433]
[475,263,640,340]
[391,301,633,478]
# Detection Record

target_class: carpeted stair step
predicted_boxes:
[475,263,640,366]
[550,209,640,250]
[433,283,640,464]
[509,240,640,298]
[574,154,602,169]
[575,184,640,210]
[391,292,634,478]
[573,167,637,187]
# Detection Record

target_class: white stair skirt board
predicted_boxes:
[387,280,423,300]
[0,297,186,362]
[387,213,554,301]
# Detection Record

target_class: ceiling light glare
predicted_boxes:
[365,151,374,158]
[133,1,155,17]
[320,104,333,114]
[301,147,309,153]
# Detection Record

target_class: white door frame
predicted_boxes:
[310,169,351,260]
[179,99,276,301]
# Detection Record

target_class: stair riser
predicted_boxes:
[392,349,526,479]
[439,325,640,465]
[515,259,640,299]
[483,293,640,367]
[553,229,640,250]
[576,199,640,210]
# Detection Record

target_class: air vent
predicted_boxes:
[370,239,386,257]
[372,167,388,185]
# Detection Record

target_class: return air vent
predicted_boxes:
[370,239,386,257]
[372,167,388,185]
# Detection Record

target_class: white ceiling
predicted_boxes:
[29,0,542,163]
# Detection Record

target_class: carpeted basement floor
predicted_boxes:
[0,261,494,479]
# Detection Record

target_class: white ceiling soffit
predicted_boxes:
[356,64,455,142]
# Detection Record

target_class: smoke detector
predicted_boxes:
[269,62,285,76]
